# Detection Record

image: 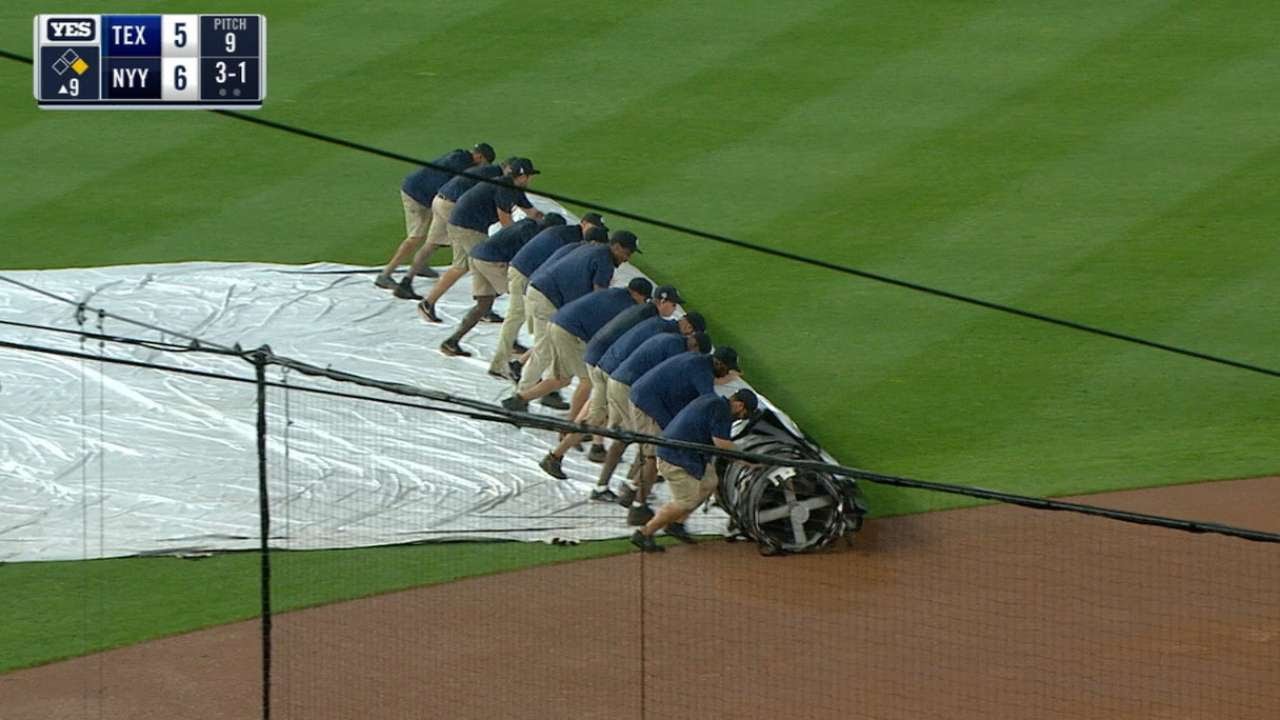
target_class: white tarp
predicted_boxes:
[0,200,827,562]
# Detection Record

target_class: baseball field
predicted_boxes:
[2,0,1278,712]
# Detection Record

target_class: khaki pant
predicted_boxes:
[490,267,530,374]
[426,196,454,246]
[471,259,508,297]
[631,406,663,459]
[658,459,719,511]
[524,285,558,349]
[401,191,432,239]
[446,224,486,271]
[584,365,610,426]
[519,324,588,393]
[606,378,634,431]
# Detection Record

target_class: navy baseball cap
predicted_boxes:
[611,230,641,253]
[541,212,567,227]
[627,277,653,298]
[584,225,609,243]
[510,157,540,176]
[731,388,759,414]
[683,311,707,333]
[581,212,609,232]
[653,285,682,304]
[691,332,712,353]
[712,346,739,372]
[473,143,496,162]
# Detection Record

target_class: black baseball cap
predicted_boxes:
[683,311,706,333]
[712,346,739,372]
[473,143,496,163]
[510,157,540,176]
[581,212,608,232]
[584,225,609,243]
[731,388,759,414]
[691,332,712,354]
[627,277,653,298]
[653,285,682,304]
[541,212,567,228]
[611,230,641,253]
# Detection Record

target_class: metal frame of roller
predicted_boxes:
[715,408,868,555]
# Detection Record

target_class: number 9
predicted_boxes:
[225,32,236,53]
[68,78,79,96]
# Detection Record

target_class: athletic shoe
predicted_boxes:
[508,360,523,383]
[417,300,441,323]
[374,274,397,290]
[482,310,504,324]
[394,282,423,300]
[616,484,636,508]
[587,444,607,463]
[501,395,529,412]
[664,522,696,544]
[539,391,570,410]
[589,487,619,503]
[487,368,512,381]
[626,504,655,526]
[539,453,568,480]
[512,341,529,354]
[440,339,471,357]
[418,266,440,279]
[630,530,664,553]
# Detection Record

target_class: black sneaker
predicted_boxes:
[665,522,696,544]
[417,300,441,323]
[487,368,512,381]
[630,530,664,553]
[440,339,471,357]
[374,274,398,290]
[626,504,655,527]
[539,391,570,410]
[482,310,504,324]
[508,360,523,383]
[418,266,440,279]
[539,453,568,480]
[501,395,529,412]
[589,487,619,503]
[587,444,607,463]
[512,341,529,354]
[394,282,423,300]
[616,484,636,508]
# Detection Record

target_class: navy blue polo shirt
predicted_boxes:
[611,334,687,387]
[401,149,474,205]
[470,218,543,263]
[449,177,535,233]
[510,225,582,278]
[551,287,637,342]
[629,352,716,428]
[656,394,734,479]
[528,243,615,308]
[598,317,680,376]
[584,303,657,368]
[436,165,504,203]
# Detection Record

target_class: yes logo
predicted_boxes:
[46,18,96,42]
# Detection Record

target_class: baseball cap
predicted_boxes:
[581,212,608,232]
[712,346,739,372]
[611,230,641,253]
[473,142,496,163]
[541,212,567,228]
[683,311,706,333]
[653,285,682,304]
[731,388,759,414]
[627,277,653,298]
[691,332,712,354]
[583,225,609,243]
[510,157,540,176]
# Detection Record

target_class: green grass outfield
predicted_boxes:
[3,0,1279,671]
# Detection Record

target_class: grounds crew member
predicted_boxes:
[630,389,758,553]
[625,346,741,525]
[417,158,543,324]
[388,156,507,300]
[501,278,653,417]
[513,229,636,408]
[491,213,608,379]
[588,311,706,501]
[438,213,566,358]
[375,143,495,294]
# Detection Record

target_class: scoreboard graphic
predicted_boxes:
[33,14,266,109]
